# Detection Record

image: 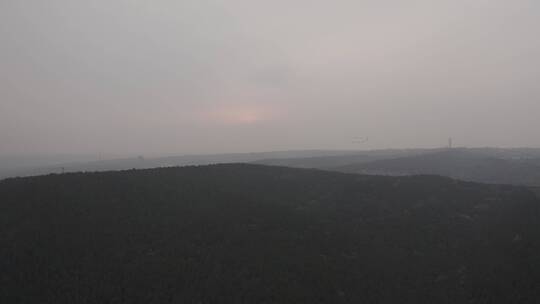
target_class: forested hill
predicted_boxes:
[1,164,540,303]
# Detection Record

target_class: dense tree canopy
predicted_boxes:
[1,164,540,303]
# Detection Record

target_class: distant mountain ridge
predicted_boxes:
[335,149,540,187]
[5,147,540,187]
[255,148,540,187]
[254,148,437,168]
[0,150,360,179]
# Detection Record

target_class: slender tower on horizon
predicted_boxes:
[448,137,453,149]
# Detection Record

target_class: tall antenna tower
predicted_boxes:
[448,137,453,149]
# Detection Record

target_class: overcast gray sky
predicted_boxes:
[1,0,539,156]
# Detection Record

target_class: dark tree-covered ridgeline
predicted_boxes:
[1,164,540,303]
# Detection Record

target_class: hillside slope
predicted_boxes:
[335,149,540,186]
[1,164,540,303]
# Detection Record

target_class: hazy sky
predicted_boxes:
[1,0,539,156]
